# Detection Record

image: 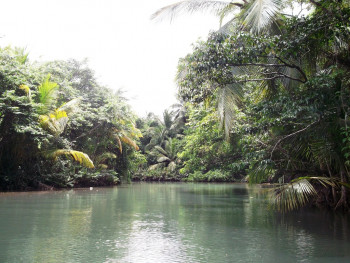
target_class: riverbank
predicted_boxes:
[132,169,245,183]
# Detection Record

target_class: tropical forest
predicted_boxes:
[1,0,350,262]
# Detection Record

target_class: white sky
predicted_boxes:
[0,0,220,117]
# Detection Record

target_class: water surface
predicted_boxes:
[0,183,349,262]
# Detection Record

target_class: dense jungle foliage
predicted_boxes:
[1,0,350,211]
[140,0,350,211]
[0,48,142,190]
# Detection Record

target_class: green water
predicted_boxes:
[0,183,349,263]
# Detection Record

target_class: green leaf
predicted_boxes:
[48,149,95,168]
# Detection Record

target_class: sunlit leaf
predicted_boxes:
[38,74,59,114]
[48,149,94,168]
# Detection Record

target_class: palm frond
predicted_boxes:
[41,109,68,134]
[114,134,123,153]
[39,110,69,136]
[217,84,243,138]
[270,177,338,211]
[58,97,81,114]
[163,110,173,129]
[154,145,169,156]
[13,47,29,64]
[149,163,165,170]
[218,2,243,26]
[19,85,31,101]
[241,0,283,33]
[48,149,94,168]
[38,74,59,114]
[131,125,143,138]
[151,0,232,22]
[218,17,238,34]
[271,178,316,211]
[248,159,275,183]
[166,138,178,159]
[157,156,171,163]
[308,139,340,169]
[120,135,139,151]
[168,161,177,172]
[292,176,338,187]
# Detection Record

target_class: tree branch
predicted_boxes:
[261,72,307,83]
[230,3,244,8]
[273,56,308,82]
[228,58,308,82]
[308,0,334,17]
[270,120,319,159]
[235,74,306,83]
[74,123,102,140]
[229,63,286,67]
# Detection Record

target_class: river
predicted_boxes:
[0,183,349,263]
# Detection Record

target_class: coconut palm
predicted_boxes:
[149,138,181,172]
[152,0,287,34]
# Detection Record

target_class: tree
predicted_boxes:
[177,103,243,180]
[0,48,49,189]
[0,48,142,189]
[42,60,142,182]
[152,0,287,34]
[173,1,350,210]
[149,138,181,173]
[136,108,187,180]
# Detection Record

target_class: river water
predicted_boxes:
[0,183,349,263]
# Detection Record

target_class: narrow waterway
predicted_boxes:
[0,183,349,263]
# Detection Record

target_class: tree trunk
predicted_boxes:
[335,168,348,210]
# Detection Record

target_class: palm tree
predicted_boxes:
[34,75,95,168]
[144,109,185,151]
[152,0,287,34]
[149,138,181,172]
[170,102,187,134]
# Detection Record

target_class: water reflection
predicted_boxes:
[106,218,194,263]
[0,183,349,263]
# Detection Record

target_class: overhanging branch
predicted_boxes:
[270,120,319,160]
[235,74,306,83]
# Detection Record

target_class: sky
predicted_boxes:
[0,0,221,117]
